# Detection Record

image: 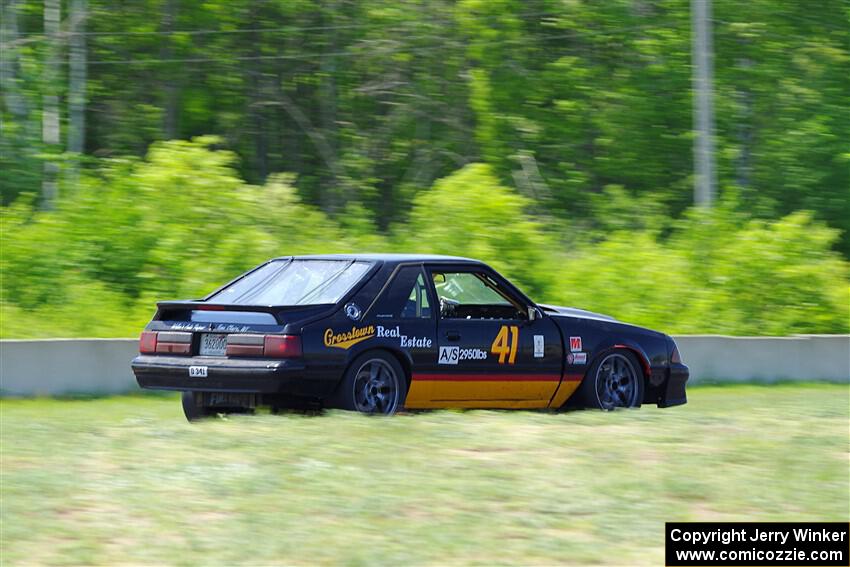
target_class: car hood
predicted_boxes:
[538,304,618,322]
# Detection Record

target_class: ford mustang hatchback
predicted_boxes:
[131,254,689,420]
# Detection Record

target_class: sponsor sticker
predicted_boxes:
[377,325,400,338]
[569,336,583,352]
[170,323,210,332]
[212,324,249,332]
[571,352,587,365]
[438,346,488,365]
[324,325,376,349]
[324,324,432,350]
[344,302,362,320]
[533,335,545,358]
[377,325,432,348]
[401,335,432,348]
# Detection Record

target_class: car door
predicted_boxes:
[408,266,563,409]
[367,265,438,392]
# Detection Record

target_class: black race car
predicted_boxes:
[131,254,688,420]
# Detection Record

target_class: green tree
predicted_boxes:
[402,163,555,298]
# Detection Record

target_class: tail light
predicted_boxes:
[671,344,682,364]
[226,334,264,356]
[227,334,301,358]
[155,331,191,354]
[263,335,301,358]
[139,331,157,353]
[139,331,192,354]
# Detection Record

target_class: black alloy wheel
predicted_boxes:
[576,350,644,410]
[337,351,406,415]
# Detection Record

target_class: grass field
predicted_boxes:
[1,384,848,566]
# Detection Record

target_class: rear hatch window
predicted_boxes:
[207,259,372,306]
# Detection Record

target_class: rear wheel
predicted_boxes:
[336,351,407,415]
[577,350,644,410]
[182,391,213,421]
[182,392,257,421]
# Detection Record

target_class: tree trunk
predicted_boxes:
[317,3,341,212]
[249,56,269,181]
[248,4,268,181]
[160,0,178,139]
[276,64,298,175]
[67,0,87,157]
[42,0,61,208]
[735,57,753,194]
[0,0,28,121]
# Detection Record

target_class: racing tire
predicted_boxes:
[181,391,214,421]
[576,350,644,410]
[335,351,407,415]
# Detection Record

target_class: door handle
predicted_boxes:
[445,330,460,341]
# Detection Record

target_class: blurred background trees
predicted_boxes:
[1,0,848,337]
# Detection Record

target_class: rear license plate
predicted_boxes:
[200,333,227,356]
[189,366,208,378]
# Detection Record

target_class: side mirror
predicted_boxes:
[529,307,540,321]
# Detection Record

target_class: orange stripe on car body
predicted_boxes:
[406,373,572,409]
[547,373,585,408]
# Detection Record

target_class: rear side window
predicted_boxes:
[376,266,433,319]
[208,260,372,306]
[401,274,432,318]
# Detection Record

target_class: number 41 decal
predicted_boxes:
[491,325,519,364]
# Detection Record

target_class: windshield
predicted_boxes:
[208,260,372,305]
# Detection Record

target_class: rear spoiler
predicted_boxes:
[156,300,282,314]
[154,300,337,327]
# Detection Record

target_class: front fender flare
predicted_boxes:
[590,339,652,379]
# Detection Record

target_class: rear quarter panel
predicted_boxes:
[298,261,427,398]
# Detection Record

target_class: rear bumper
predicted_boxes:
[659,362,689,408]
[132,355,330,398]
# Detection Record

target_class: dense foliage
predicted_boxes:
[1,1,848,336]
[3,0,850,241]
[1,140,846,337]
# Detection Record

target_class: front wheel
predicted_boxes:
[335,351,407,415]
[576,350,644,410]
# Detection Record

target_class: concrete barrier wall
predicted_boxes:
[1,339,139,396]
[1,335,848,396]
[674,335,849,384]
